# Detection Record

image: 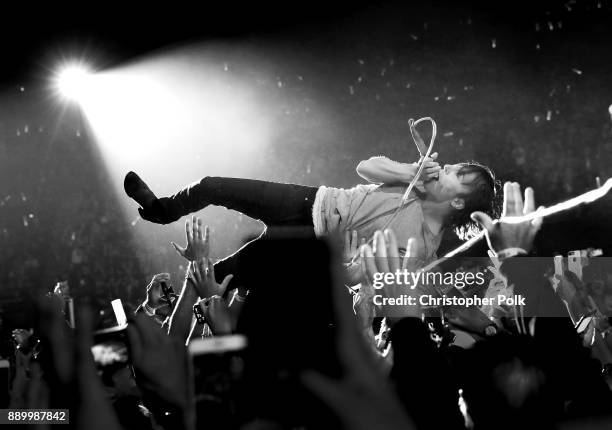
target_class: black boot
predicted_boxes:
[124,172,180,224]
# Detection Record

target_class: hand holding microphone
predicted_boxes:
[418,152,441,181]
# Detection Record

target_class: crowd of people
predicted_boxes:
[1,178,612,430]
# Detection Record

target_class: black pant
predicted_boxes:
[158,177,319,287]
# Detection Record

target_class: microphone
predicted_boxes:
[409,118,440,180]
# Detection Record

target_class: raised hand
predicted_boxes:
[342,230,360,263]
[38,300,122,430]
[360,230,422,318]
[188,258,233,299]
[343,230,366,286]
[471,182,543,254]
[127,314,193,409]
[196,296,233,335]
[127,314,195,430]
[171,216,210,261]
[302,241,416,430]
[361,230,420,282]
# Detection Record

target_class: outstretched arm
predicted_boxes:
[356,153,439,184]
[167,266,200,343]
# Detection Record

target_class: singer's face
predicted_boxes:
[425,163,478,202]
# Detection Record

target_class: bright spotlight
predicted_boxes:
[56,65,92,101]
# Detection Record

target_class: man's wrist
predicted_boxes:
[402,163,420,182]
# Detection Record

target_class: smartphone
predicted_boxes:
[91,325,129,367]
[111,299,127,326]
[90,324,131,389]
[568,250,583,280]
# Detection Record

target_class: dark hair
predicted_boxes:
[446,162,501,240]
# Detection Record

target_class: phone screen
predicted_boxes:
[91,325,129,366]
